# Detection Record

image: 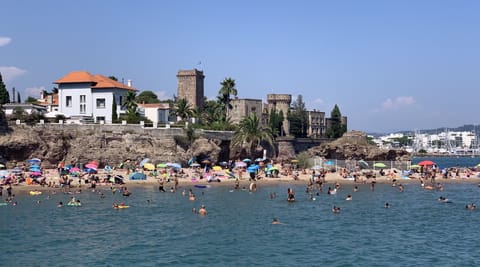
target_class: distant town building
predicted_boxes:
[137,103,170,124]
[37,92,59,113]
[177,69,204,110]
[54,71,137,123]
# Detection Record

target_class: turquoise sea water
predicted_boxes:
[1,181,480,266]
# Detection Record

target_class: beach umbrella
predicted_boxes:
[255,158,264,162]
[30,171,42,177]
[358,160,369,169]
[324,161,335,166]
[157,163,167,168]
[212,166,222,171]
[418,160,435,167]
[167,163,181,169]
[85,163,98,169]
[139,158,150,167]
[11,167,22,173]
[190,163,201,167]
[235,161,247,168]
[69,167,81,173]
[143,163,155,171]
[219,161,228,166]
[291,159,299,163]
[374,162,386,168]
[242,158,251,163]
[410,164,420,169]
[0,163,5,169]
[28,158,41,164]
[129,172,147,180]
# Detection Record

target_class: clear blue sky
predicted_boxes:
[1,1,479,133]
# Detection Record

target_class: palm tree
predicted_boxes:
[218,77,237,121]
[173,98,193,122]
[231,113,275,158]
[122,91,137,115]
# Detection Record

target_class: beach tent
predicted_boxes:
[129,172,147,180]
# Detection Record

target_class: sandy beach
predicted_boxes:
[7,165,480,193]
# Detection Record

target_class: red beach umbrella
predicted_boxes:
[418,160,435,166]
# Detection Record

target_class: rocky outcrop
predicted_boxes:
[308,131,411,161]
[0,125,225,168]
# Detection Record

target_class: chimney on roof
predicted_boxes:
[127,79,132,87]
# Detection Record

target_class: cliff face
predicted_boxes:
[0,125,224,168]
[308,131,411,161]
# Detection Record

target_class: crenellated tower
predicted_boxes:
[267,94,292,136]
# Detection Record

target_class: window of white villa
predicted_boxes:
[80,104,86,114]
[80,95,86,103]
[96,98,106,109]
[66,96,72,107]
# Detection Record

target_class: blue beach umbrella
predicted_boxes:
[28,158,41,164]
[29,166,41,172]
[139,158,150,167]
[242,158,252,163]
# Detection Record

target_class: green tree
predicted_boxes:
[108,76,118,81]
[231,113,275,158]
[25,96,38,104]
[17,92,21,103]
[218,77,237,121]
[0,72,10,105]
[269,108,284,137]
[173,98,193,122]
[326,104,347,138]
[122,91,137,115]
[136,90,160,104]
[288,95,308,138]
[112,97,118,123]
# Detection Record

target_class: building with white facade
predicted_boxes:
[137,103,170,124]
[54,71,137,123]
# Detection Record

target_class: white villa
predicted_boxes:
[137,103,170,124]
[54,71,137,123]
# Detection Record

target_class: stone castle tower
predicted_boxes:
[177,69,205,110]
[267,94,292,136]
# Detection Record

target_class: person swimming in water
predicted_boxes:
[345,195,352,201]
[384,202,390,208]
[198,205,207,215]
[287,188,295,202]
[332,206,341,213]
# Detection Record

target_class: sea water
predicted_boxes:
[1,182,479,266]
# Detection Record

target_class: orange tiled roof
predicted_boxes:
[54,71,96,84]
[54,71,137,91]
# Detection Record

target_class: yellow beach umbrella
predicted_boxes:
[212,166,222,171]
[144,163,155,171]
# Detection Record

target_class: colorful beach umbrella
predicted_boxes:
[157,163,167,168]
[242,158,251,163]
[143,163,155,171]
[140,158,150,167]
[235,161,247,168]
[374,162,386,168]
[85,163,98,169]
[418,160,435,167]
[212,166,222,171]
[190,163,201,167]
[167,163,181,169]
[410,164,420,169]
[27,158,41,164]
